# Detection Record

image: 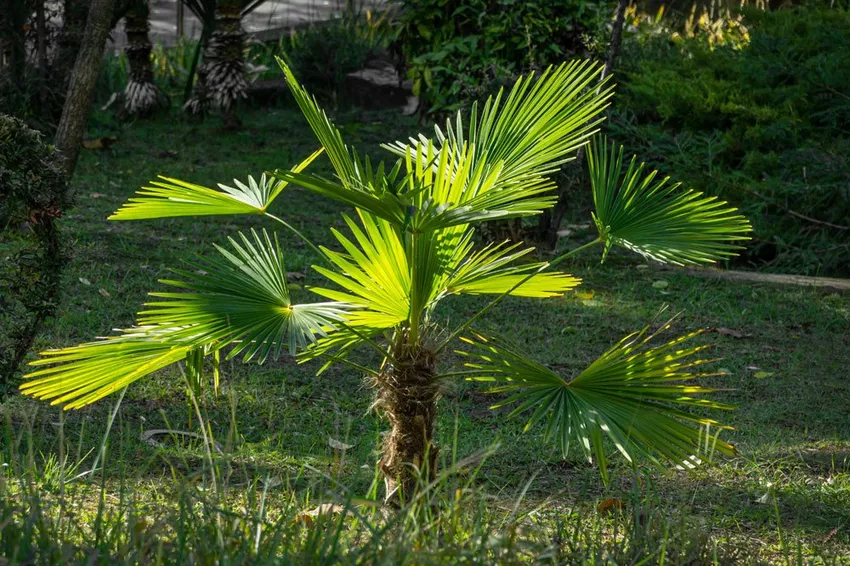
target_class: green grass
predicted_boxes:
[2,106,850,564]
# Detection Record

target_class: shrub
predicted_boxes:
[610,3,850,275]
[0,115,70,389]
[394,0,608,114]
[279,11,392,102]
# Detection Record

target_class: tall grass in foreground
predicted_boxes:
[1,404,833,565]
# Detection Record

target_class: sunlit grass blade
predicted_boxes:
[110,149,322,220]
[587,136,752,265]
[456,319,735,481]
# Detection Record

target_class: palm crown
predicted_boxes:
[21,58,751,501]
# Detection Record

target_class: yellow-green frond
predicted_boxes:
[20,229,350,409]
[444,241,581,298]
[310,212,411,330]
[588,136,752,265]
[457,319,735,482]
[110,149,322,220]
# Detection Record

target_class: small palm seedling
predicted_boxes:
[21,59,751,503]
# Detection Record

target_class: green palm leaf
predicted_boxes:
[275,58,358,187]
[139,229,349,361]
[20,229,349,409]
[588,136,752,265]
[310,213,411,329]
[269,169,408,227]
[20,327,198,409]
[384,60,613,199]
[444,241,581,298]
[110,149,323,220]
[457,319,735,482]
[400,141,559,232]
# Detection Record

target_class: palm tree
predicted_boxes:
[182,0,265,127]
[20,59,752,503]
[123,0,167,115]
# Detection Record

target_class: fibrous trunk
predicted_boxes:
[123,1,167,115]
[376,346,439,505]
[184,0,246,128]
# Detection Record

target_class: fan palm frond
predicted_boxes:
[310,213,411,330]
[588,136,752,265]
[457,319,735,482]
[275,58,359,187]
[384,60,613,199]
[139,229,349,361]
[269,170,408,227]
[21,327,198,409]
[445,241,581,298]
[401,141,559,232]
[20,229,349,409]
[111,150,323,220]
[275,60,609,234]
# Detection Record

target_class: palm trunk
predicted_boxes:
[184,0,245,128]
[123,1,167,115]
[376,345,439,505]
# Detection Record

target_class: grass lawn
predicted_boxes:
[2,105,850,564]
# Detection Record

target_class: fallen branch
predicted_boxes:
[661,266,850,293]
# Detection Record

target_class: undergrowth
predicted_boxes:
[611,2,850,276]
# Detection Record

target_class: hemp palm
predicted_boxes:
[21,59,751,503]
[123,0,168,116]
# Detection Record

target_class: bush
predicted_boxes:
[610,3,850,275]
[394,0,608,115]
[0,115,70,389]
[279,11,392,102]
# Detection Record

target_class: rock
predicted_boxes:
[343,60,410,109]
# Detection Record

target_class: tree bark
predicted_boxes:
[57,0,92,87]
[4,0,28,85]
[37,0,48,109]
[54,0,115,176]
[376,345,439,505]
[536,0,629,247]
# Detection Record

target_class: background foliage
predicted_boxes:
[0,115,70,389]
[393,0,608,114]
[610,3,850,275]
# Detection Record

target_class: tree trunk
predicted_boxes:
[4,0,28,85]
[185,0,245,127]
[36,0,48,108]
[536,0,629,247]
[54,0,114,176]
[376,345,439,505]
[57,0,92,87]
[124,0,167,115]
